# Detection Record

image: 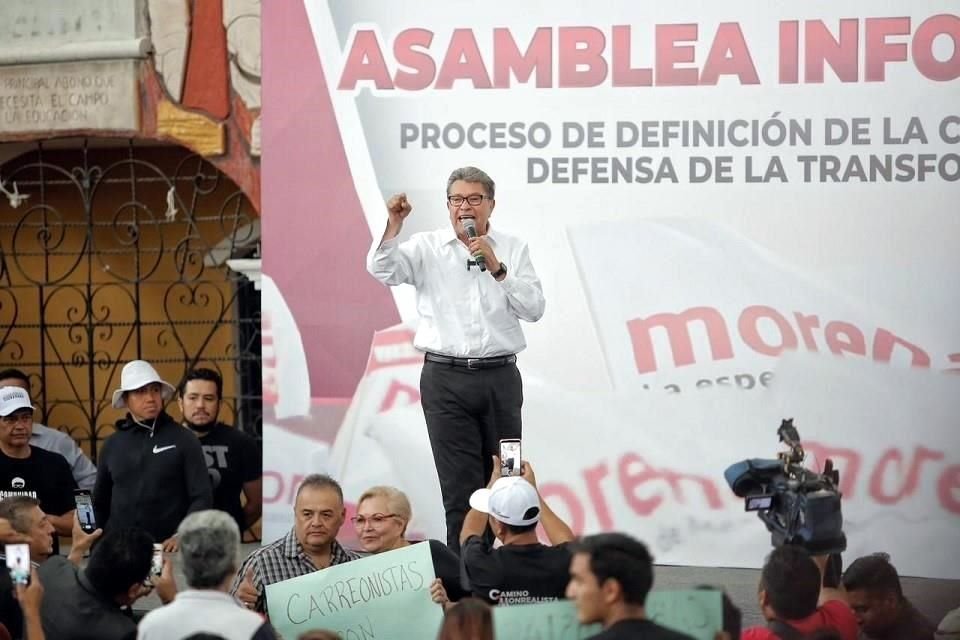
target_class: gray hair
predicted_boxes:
[447,167,495,199]
[295,474,344,504]
[177,510,240,589]
[0,496,40,534]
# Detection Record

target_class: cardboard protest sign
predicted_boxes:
[492,591,722,640]
[647,590,724,640]
[266,542,441,639]
[493,600,599,640]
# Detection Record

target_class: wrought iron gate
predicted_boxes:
[0,140,261,462]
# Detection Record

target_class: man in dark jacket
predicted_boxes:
[93,360,212,551]
[38,526,176,640]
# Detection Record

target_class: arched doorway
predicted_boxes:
[0,139,261,462]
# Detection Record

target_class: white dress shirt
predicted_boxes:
[368,226,545,357]
[137,589,270,640]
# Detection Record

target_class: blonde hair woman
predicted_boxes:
[353,486,466,608]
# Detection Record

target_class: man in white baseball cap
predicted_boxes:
[460,457,575,606]
[0,386,78,542]
[0,368,98,491]
[93,360,212,551]
[0,386,33,418]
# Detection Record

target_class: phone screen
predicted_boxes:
[499,439,522,477]
[151,543,163,577]
[74,490,96,533]
[5,543,30,586]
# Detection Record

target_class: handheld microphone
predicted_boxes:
[462,219,486,271]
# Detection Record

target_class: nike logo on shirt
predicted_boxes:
[152,445,176,454]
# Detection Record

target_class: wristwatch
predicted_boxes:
[491,262,507,279]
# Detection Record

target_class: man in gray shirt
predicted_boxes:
[0,369,97,491]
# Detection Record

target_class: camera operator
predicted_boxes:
[743,546,858,640]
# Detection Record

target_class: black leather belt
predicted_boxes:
[424,352,517,370]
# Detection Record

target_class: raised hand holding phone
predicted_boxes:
[520,459,538,487]
[152,555,178,604]
[486,456,502,489]
[15,567,43,607]
[68,512,103,565]
[14,566,44,640]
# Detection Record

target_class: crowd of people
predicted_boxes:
[227,469,956,640]
[0,166,955,639]
[0,361,263,639]
[0,448,955,639]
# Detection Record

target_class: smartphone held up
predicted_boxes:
[499,439,521,477]
[74,489,97,534]
[151,543,164,577]
[5,543,30,586]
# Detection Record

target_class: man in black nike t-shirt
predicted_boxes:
[178,368,261,534]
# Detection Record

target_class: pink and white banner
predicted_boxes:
[262,1,960,578]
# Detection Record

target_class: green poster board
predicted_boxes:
[492,590,723,640]
[265,541,442,639]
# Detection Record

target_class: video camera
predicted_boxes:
[724,419,846,555]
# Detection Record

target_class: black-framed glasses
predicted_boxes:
[447,194,490,207]
[351,513,401,527]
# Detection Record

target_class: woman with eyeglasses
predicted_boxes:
[352,486,467,609]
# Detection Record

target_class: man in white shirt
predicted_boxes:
[138,509,275,640]
[367,166,545,553]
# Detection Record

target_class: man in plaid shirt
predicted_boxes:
[230,474,358,615]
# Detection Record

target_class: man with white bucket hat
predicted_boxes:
[93,360,212,551]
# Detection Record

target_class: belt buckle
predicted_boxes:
[466,358,482,370]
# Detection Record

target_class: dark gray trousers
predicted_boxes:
[420,359,523,554]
